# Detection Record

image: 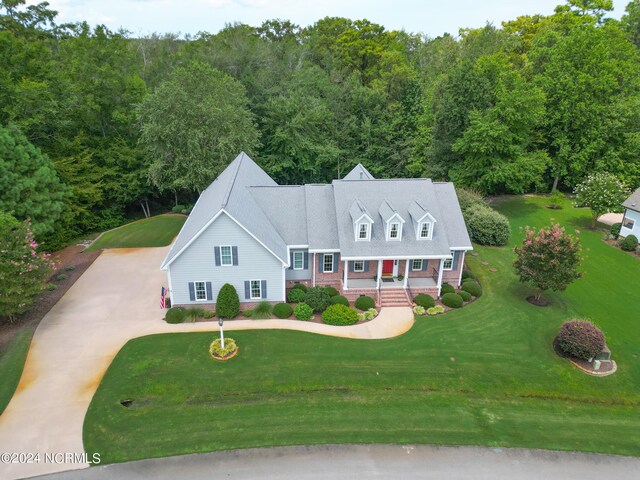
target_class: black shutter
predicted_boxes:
[318,254,324,273]
[214,247,221,266]
[188,282,195,301]
[261,280,267,299]
[364,261,370,272]
[422,260,429,271]
[205,282,212,301]
[349,261,354,273]
[244,281,250,299]
[232,246,238,266]
[452,251,459,270]
[333,254,339,273]
[289,251,294,270]
[303,252,309,269]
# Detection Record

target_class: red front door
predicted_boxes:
[382,260,394,275]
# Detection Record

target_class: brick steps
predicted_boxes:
[379,288,411,307]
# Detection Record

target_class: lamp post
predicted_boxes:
[218,317,225,349]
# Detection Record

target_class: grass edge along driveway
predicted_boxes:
[86,214,186,251]
[83,196,640,463]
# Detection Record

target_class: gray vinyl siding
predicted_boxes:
[285,248,311,281]
[169,212,284,305]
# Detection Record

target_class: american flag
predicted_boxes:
[160,287,166,309]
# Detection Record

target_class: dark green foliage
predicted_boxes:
[321,304,359,326]
[441,283,455,295]
[413,294,436,308]
[185,307,205,321]
[324,286,339,297]
[459,290,472,301]
[620,235,638,251]
[55,273,68,281]
[46,283,57,291]
[610,223,622,237]
[294,302,314,321]
[287,288,306,303]
[203,310,216,319]
[331,295,350,306]
[461,280,483,297]
[165,307,186,324]
[466,204,511,246]
[64,265,76,271]
[171,205,185,213]
[456,188,487,214]
[354,295,375,311]
[216,283,240,319]
[441,292,464,308]
[461,270,476,281]
[291,283,308,292]
[251,301,272,319]
[273,303,293,319]
[557,320,605,360]
[242,310,253,318]
[304,286,332,312]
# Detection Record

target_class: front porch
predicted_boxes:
[347,277,437,289]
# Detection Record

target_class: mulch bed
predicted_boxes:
[526,295,549,307]
[602,238,640,258]
[0,245,101,352]
[552,338,617,376]
[211,347,239,361]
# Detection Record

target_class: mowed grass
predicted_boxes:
[0,328,35,415]
[86,214,186,251]
[83,196,640,463]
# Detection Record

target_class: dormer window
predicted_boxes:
[419,222,431,239]
[358,222,370,241]
[387,222,402,241]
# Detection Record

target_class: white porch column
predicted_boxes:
[403,259,409,288]
[436,258,444,298]
[376,260,382,289]
[457,251,466,287]
[343,260,348,290]
[312,253,316,287]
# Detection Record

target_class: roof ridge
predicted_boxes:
[221,152,245,208]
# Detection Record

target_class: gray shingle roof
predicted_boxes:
[305,184,340,250]
[248,185,308,245]
[378,199,404,224]
[623,187,640,212]
[349,199,373,223]
[343,163,375,181]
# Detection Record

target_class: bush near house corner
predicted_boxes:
[459,290,472,301]
[354,295,375,311]
[291,283,308,292]
[441,283,455,295]
[556,320,605,360]
[325,286,339,297]
[413,294,435,309]
[165,307,187,324]
[273,303,293,319]
[620,234,638,251]
[442,292,464,308]
[287,288,306,303]
[461,280,483,297]
[305,287,332,312]
[465,204,511,246]
[216,283,240,319]
[321,304,359,326]
[294,302,314,321]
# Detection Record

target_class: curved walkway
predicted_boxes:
[0,246,413,480]
[38,445,640,480]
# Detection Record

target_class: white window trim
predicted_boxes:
[250,279,262,300]
[194,280,207,302]
[443,258,453,271]
[418,221,432,240]
[411,259,423,271]
[356,222,371,241]
[353,260,365,272]
[323,254,334,273]
[293,251,304,270]
[623,217,635,229]
[387,222,402,241]
[220,245,233,266]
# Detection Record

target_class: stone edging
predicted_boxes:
[211,346,239,361]
[567,358,617,377]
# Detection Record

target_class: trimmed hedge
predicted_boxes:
[354,295,375,311]
[331,295,350,306]
[273,303,293,319]
[610,222,622,237]
[441,292,463,308]
[461,270,476,281]
[557,320,605,360]
[305,287,332,312]
[287,288,306,303]
[321,304,359,326]
[461,280,482,297]
[466,204,511,246]
[165,307,186,324]
[413,293,435,309]
[291,283,308,292]
[325,286,340,297]
[441,283,455,295]
[458,290,472,302]
[620,234,638,251]
[294,302,314,321]
[216,283,240,318]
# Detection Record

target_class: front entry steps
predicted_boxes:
[380,288,411,307]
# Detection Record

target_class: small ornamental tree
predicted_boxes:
[556,320,605,360]
[216,283,240,319]
[573,173,627,228]
[0,213,53,321]
[513,222,582,304]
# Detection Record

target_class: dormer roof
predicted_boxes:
[379,199,405,224]
[349,199,374,224]
[408,199,437,224]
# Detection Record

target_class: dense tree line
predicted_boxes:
[1,0,639,250]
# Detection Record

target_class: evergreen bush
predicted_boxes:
[216,283,240,318]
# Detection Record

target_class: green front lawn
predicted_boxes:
[86,214,186,251]
[84,196,640,463]
[0,328,35,415]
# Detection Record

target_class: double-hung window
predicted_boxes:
[389,222,400,239]
[353,260,364,272]
[412,259,423,271]
[443,258,453,270]
[358,223,369,240]
[419,222,431,239]
[194,281,207,301]
[250,280,262,299]
[323,254,334,273]
[293,251,304,270]
[220,246,232,266]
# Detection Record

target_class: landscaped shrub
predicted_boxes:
[185,307,205,321]
[441,292,463,308]
[461,280,482,297]
[610,222,622,238]
[413,305,426,315]
[364,308,378,320]
[325,286,339,297]
[427,305,445,315]
[466,204,511,246]
[203,310,216,319]
[216,283,240,318]
[209,337,237,358]
[305,287,332,312]
[252,301,272,319]
[55,273,68,281]
[64,265,76,271]
[47,283,57,291]
[357,312,366,321]
[620,234,638,251]
[273,303,293,319]
[331,295,350,306]
[321,304,359,326]
[182,205,194,214]
[461,270,476,281]
[287,288,306,303]
[441,283,455,295]
[171,204,185,213]
[556,320,605,360]
[242,310,253,318]
[165,307,186,324]
[458,290,472,301]
[354,295,375,311]
[413,293,435,309]
[548,190,564,209]
[457,187,487,214]
[291,283,308,292]
[294,302,314,321]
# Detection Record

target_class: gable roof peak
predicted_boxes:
[343,163,375,181]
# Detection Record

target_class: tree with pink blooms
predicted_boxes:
[0,213,53,322]
[513,222,582,305]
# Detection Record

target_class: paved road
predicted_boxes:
[37,445,640,480]
[0,246,413,480]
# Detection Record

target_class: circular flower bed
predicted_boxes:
[209,337,238,360]
[556,320,605,361]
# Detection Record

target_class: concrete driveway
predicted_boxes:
[0,246,414,480]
